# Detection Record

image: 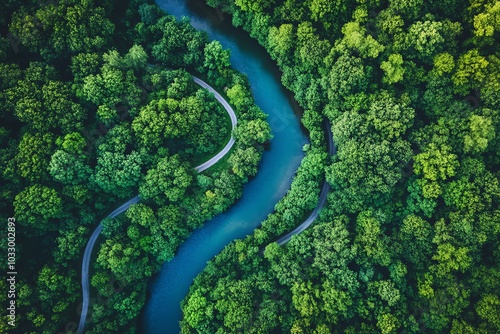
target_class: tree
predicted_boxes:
[96,123,133,154]
[8,8,46,55]
[203,41,230,87]
[96,104,119,127]
[322,278,354,324]
[124,203,175,262]
[389,0,424,20]
[211,278,255,330]
[224,82,249,106]
[296,22,331,70]
[463,114,495,154]
[433,52,455,76]
[49,150,92,185]
[132,100,169,149]
[377,313,400,334]
[324,53,369,115]
[327,137,412,212]
[337,21,385,59]
[375,9,405,46]
[15,132,54,182]
[414,143,459,182]
[452,49,489,95]
[71,52,101,82]
[431,242,472,278]
[10,62,85,132]
[96,237,152,283]
[406,176,437,218]
[53,226,89,265]
[481,57,500,107]
[42,80,87,132]
[234,119,272,147]
[112,289,147,322]
[150,16,207,70]
[473,1,500,40]
[81,49,143,111]
[380,53,405,84]
[123,44,148,72]
[291,280,320,318]
[94,151,142,198]
[442,158,500,217]
[366,93,414,140]
[354,210,392,266]
[139,154,193,205]
[267,24,295,64]
[9,0,115,59]
[476,294,500,331]
[184,29,207,70]
[14,185,62,232]
[36,265,77,320]
[375,280,401,307]
[235,0,274,12]
[82,65,126,107]
[312,217,356,279]
[309,0,338,21]
[182,289,212,330]
[55,132,87,155]
[404,20,461,63]
[228,147,261,179]
[399,214,433,269]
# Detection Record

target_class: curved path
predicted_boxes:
[275,120,335,245]
[192,77,237,172]
[77,76,237,334]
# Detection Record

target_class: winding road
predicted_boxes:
[192,77,237,172]
[275,120,335,246]
[77,76,237,334]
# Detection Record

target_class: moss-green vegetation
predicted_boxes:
[0,0,271,332]
[181,0,500,333]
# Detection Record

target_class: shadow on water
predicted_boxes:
[139,1,308,333]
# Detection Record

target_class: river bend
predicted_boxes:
[140,0,308,332]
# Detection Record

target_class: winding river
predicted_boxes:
[140,0,308,332]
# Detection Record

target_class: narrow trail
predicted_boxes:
[275,120,335,246]
[77,76,237,334]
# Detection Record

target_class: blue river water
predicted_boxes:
[140,1,308,332]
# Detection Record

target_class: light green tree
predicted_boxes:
[380,53,405,84]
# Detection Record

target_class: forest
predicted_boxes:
[0,0,499,333]
[179,0,500,333]
[0,0,271,332]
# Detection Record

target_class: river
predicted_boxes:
[139,0,308,332]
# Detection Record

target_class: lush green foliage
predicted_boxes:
[180,0,500,333]
[0,0,270,332]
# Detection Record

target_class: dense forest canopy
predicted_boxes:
[0,0,270,332]
[179,0,500,333]
[1,0,499,332]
